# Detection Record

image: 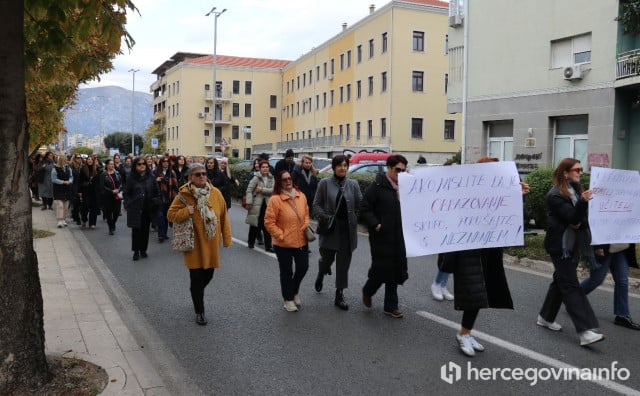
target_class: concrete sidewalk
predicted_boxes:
[34,205,171,395]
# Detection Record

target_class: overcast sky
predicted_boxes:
[82,0,405,92]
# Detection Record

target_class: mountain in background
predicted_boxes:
[63,86,153,137]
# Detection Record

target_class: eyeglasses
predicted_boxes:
[281,177,292,182]
[136,163,146,166]
[393,167,406,173]
[570,167,583,174]
[192,172,207,177]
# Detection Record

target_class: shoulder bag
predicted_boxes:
[285,199,316,242]
[316,184,344,235]
[172,194,195,252]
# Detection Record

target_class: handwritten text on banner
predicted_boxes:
[398,162,524,257]
[589,167,640,244]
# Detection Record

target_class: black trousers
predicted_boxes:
[189,268,215,314]
[248,202,272,248]
[539,255,599,333]
[103,195,121,232]
[318,220,352,289]
[131,210,151,253]
[461,309,480,330]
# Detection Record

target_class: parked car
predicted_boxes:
[348,163,387,175]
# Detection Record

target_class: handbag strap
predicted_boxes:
[177,193,189,206]
[285,198,304,225]
[332,182,345,214]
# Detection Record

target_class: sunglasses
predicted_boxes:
[393,167,406,173]
[192,172,207,177]
[281,177,292,182]
[136,163,146,166]
[569,167,583,174]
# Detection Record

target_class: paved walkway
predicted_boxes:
[34,205,170,395]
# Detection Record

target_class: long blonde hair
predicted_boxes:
[301,154,317,176]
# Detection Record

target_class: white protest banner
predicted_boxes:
[399,161,524,257]
[588,167,640,244]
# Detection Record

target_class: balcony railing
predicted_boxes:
[617,49,640,79]
[204,135,224,146]
[203,114,232,124]
[204,90,233,101]
[253,143,273,152]
[276,135,390,150]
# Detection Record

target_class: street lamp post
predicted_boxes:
[128,68,139,155]
[206,6,226,156]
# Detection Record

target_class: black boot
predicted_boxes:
[335,288,349,311]
[315,272,324,292]
[195,312,208,325]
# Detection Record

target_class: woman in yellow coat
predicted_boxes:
[167,163,232,325]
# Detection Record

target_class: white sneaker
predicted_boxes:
[57,221,64,228]
[468,335,485,352]
[293,295,301,306]
[456,334,475,357]
[62,221,68,227]
[431,283,444,301]
[536,315,562,331]
[580,330,604,346]
[441,286,454,301]
[283,301,298,312]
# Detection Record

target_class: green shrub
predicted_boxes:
[229,164,252,200]
[523,168,554,228]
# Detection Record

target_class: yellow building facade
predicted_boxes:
[151,0,460,163]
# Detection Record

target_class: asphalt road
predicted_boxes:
[75,205,640,395]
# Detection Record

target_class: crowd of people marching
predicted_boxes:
[31,150,640,357]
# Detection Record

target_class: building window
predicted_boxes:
[411,118,423,139]
[244,103,252,117]
[323,62,327,78]
[357,45,362,63]
[204,106,210,113]
[346,123,351,140]
[382,32,388,53]
[412,71,424,92]
[330,126,334,136]
[357,81,361,99]
[444,73,449,94]
[369,39,374,58]
[204,129,210,137]
[316,94,320,110]
[552,115,588,166]
[339,87,344,103]
[485,120,514,162]
[309,69,312,82]
[297,76,300,89]
[331,58,335,75]
[413,31,425,52]
[233,80,240,94]
[330,90,334,106]
[231,125,239,139]
[347,50,352,68]
[346,84,351,101]
[232,103,239,117]
[551,33,592,68]
[245,81,252,95]
[316,65,320,81]
[381,118,387,138]
[270,95,277,108]
[323,92,327,108]
[368,76,374,96]
[444,34,449,55]
[356,122,361,140]
[270,117,277,131]
[381,72,387,92]
[303,73,306,87]
[286,81,290,94]
[367,120,373,138]
[339,124,343,137]
[204,84,210,91]
[444,120,455,140]
[340,53,344,71]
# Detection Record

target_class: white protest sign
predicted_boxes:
[399,161,524,257]
[588,167,640,244]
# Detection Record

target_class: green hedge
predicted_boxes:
[523,167,591,229]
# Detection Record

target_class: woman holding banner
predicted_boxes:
[537,158,604,347]
[439,157,529,357]
[360,154,409,318]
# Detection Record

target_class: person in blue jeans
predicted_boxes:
[581,244,640,330]
[431,269,454,301]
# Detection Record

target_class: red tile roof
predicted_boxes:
[184,55,291,70]
[397,0,448,7]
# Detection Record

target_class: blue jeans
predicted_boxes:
[581,252,630,317]
[274,246,309,301]
[433,270,450,287]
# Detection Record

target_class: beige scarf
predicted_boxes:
[190,183,218,239]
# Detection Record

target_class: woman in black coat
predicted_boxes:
[360,155,409,318]
[537,158,603,347]
[294,154,318,216]
[124,156,161,261]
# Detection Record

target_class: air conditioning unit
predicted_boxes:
[563,65,583,80]
[197,112,204,118]
[327,74,334,81]
[449,14,463,28]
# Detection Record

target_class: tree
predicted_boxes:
[72,146,94,156]
[0,1,136,393]
[141,123,164,154]
[619,0,640,34]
